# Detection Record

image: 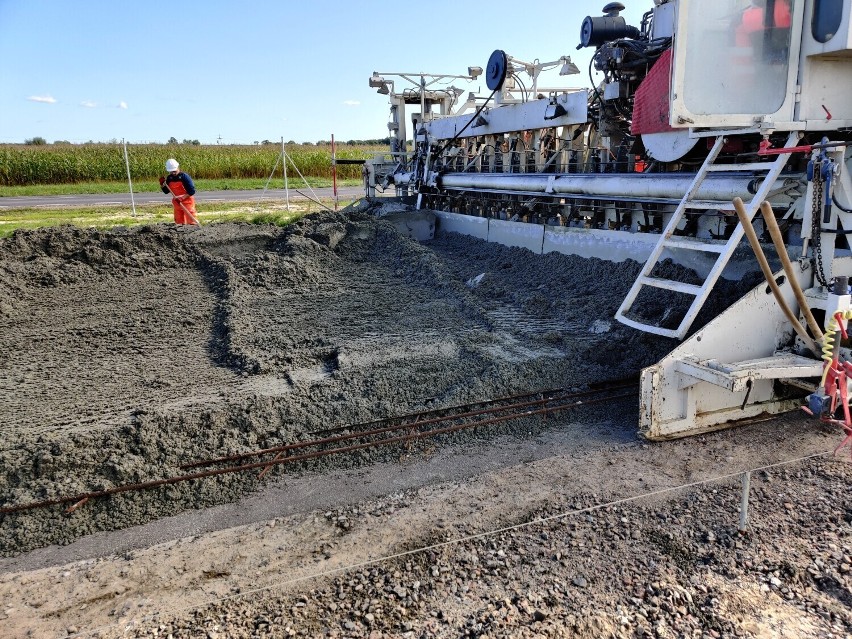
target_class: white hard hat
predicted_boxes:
[165,158,179,172]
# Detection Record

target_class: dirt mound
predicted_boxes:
[2,224,199,283]
[0,225,201,319]
[0,209,756,556]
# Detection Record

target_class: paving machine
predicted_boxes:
[366,0,852,442]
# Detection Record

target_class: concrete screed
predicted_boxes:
[0,200,849,638]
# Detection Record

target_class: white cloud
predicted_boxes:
[27,95,57,104]
[81,100,97,108]
[118,101,128,109]
[342,100,360,106]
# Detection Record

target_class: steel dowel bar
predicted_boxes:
[181,392,569,469]
[180,384,637,470]
[309,378,637,436]
[257,450,287,480]
[0,391,635,516]
[335,378,638,431]
[307,387,567,436]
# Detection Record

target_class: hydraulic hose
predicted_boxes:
[733,197,819,356]
[759,201,823,341]
[432,88,498,159]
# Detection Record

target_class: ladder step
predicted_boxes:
[613,312,681,339]
[674,354,824,392]
[614,131,799,340]
[706,162,776,172]
[662,237,726,253]
[638,276,702,296]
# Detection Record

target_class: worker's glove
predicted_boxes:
[159,176,166,186]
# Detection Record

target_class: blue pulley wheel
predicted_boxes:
[485,49,508,91]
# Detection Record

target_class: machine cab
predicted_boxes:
[669,0,852,131]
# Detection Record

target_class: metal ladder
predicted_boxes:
[615,132,799,339]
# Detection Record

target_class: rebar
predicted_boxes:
[0,384,637,516]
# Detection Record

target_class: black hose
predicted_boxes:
[510,73,528,102]
[432,88,499,159]
[834,195,852,214]
[588,55,603,106]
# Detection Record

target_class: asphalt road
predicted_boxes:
[0,186,372,209]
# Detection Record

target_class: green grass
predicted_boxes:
[0,177,363,197]
[0,197,355,238]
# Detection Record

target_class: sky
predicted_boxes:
[0,1,650,145]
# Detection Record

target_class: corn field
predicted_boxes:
[0,143,383,186]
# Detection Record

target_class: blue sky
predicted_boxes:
[0,1,650,145]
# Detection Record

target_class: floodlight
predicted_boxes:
[468,66,483,79]
[559,57,580,76]
[376,83,390,95]
[369,72,386,88]
[544,99,568,120]
[472,114,489,128]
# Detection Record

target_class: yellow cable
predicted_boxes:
[821,310,852,386]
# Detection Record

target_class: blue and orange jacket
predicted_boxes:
[161,172,196,197]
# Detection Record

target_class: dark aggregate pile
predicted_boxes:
[0,206,770,556]
[125,456,852,639]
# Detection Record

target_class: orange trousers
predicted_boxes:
[172,196,198,225]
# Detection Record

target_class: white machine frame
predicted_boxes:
[366,0,852,439]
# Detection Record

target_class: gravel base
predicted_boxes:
[114,454,852,639]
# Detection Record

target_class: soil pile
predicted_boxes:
[0,204,690,556]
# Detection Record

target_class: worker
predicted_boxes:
[159,158,199,225]
[735,0,792,53]
[728,0,792,104]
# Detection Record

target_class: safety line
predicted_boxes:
[77,448,835,638]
